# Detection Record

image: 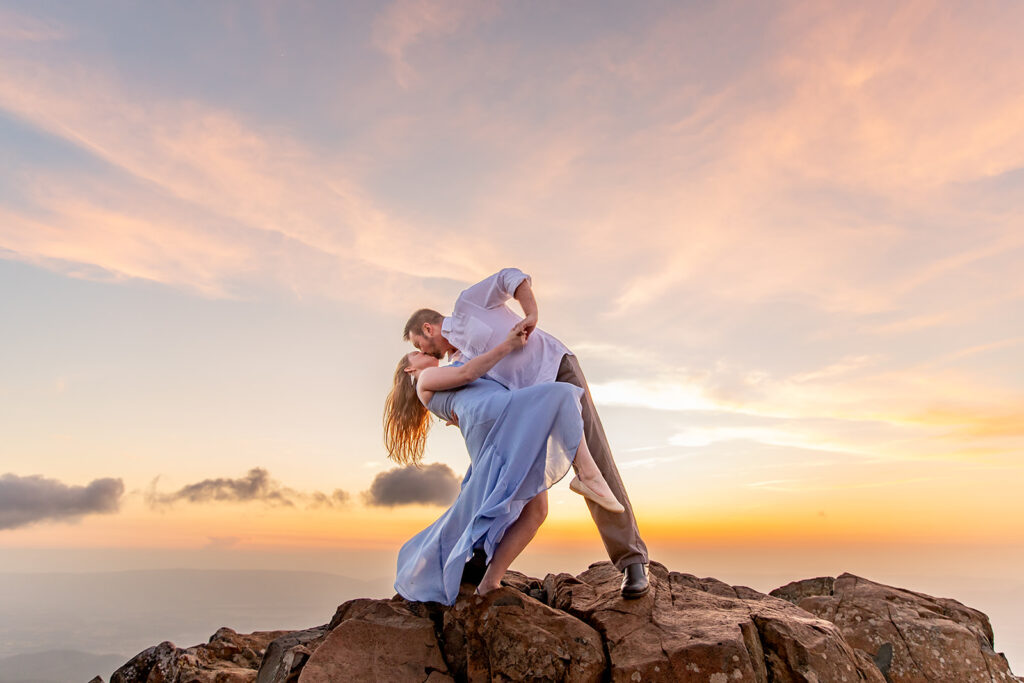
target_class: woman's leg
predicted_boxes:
[476,490,548,595]
[572,433,618,501]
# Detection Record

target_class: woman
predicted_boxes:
[384,323,624,605]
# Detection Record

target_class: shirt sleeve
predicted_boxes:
[457,268,531,310]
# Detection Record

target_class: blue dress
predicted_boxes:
[394,366,585,605]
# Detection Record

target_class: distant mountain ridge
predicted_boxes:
[102,560,1022,682]
[0,568,393,682]
[0,649,126,683]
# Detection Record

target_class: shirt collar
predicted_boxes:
[440,316,463,363]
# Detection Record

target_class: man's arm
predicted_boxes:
[513,279,538,339]
[417,324,527,393]
[457,268,531,310]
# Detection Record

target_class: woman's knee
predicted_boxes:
[526,491,548,523]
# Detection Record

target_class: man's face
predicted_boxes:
[409,326,445,359]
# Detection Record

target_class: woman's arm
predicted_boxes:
[417,324,526,393]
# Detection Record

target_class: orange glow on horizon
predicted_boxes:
[3,497,1019,552]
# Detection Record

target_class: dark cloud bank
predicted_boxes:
[0,473,124,530]
[146,467,350,509]
[363,463,460,507]
[2,463,461,532]
[150,464,460,510]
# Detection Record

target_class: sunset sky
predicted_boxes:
[2,0,1023,664]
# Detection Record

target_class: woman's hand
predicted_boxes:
[422,324,528,392]
[506,324,528,351]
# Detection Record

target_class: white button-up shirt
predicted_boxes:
[441,268,572,389]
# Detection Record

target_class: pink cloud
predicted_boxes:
[371,0,498,88]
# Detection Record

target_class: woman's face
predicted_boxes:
[406,350,440,372]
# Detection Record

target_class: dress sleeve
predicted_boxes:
[457,268,531,310]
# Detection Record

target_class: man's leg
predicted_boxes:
[557,354,648,572]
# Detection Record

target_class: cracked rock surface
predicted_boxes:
[544,561,883,682]
[771,572,1022,683]
[107,561,1022,683]
[110,626,294,683]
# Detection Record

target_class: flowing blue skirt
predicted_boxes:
[394,380,584,605]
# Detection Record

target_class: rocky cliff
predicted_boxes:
[105,560,1020,682]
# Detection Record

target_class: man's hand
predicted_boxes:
[513,279,538,340]
[520,312,538,340]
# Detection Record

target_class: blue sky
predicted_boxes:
[1,2,1023,669]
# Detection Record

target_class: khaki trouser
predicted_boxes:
[557,354,648,571]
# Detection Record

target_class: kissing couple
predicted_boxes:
[384,268,649,604]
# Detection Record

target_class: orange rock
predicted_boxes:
[772,572,1021,683]
[107,562,1023,683]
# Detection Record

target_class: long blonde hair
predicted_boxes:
[383,354,431,466]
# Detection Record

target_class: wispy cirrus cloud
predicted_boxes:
[743,476,943,492]
[0,59,493,308]
[355,0,1024,348]
[536,2,1024,317]
[0,195,249,299]
[371,0,497,88]
[2,0,1023,540]
[4,0,1022,326]
[0,8,67,42]
[589,347,1024,468]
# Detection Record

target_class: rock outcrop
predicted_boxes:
[106,560,1021,683]
[109,626,295,683]
[771,572,1020,683]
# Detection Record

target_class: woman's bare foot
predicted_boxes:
[475,579,501,596]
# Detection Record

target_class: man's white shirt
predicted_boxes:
[441,268,572,390]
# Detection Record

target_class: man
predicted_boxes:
[404,267,650,598]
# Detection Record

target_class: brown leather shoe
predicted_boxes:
[621,562,649,598]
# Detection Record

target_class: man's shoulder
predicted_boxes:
[452,294,511,317]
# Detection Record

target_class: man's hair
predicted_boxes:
[403,308,444,341]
